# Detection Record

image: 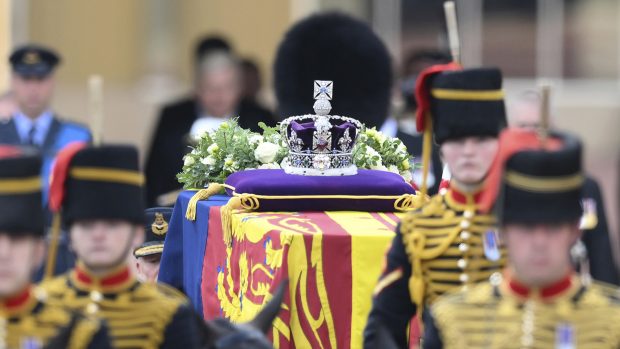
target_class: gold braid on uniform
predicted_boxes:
[68,316,103,349]
[41,264,189,349]
[0,286,101,348]
[431,273,620,348]
[400,189,506,308]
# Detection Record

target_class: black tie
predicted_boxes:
[26,125,37,146]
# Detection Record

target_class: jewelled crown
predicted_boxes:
[280,80,363,176]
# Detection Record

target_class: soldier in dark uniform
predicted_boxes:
[364,65,508,347]
[0,145,110,349]
[133,207,172,283]
[40,144,201,349]
[424,128,620,349]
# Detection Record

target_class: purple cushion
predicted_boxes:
[224,169,414,212]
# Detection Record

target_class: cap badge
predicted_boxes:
[151,212,169,236]
[23,51,41,65]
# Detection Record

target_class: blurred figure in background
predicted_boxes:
[145,36,275,206]
[509,90,619,285]
[240,57,273,120]
[274,12,392,130]
[386,50,452,195]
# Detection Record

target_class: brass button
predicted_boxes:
[460,220,471,229]
[489,272,503,286]
[90,291,103,302]
[457,259,468,269]
[459,273,469,282]
[459,243,469,252]
[86,303,99,314]
[463,210,474,219]
[460,231,471,240]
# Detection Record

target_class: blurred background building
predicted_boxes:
[0,0,618,262]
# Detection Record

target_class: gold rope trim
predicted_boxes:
[44,213,62,280]
[70,167,144,186]
[420,112,433,197]
[431,88,504,101]
[134,245,164,257]
[0,176,41,194]
[373,269,403,296]
[505,171,584,193]
[232,192,421,203]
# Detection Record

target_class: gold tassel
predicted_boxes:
[394,193,430,211]
[420,113,433,198]
[580,212,598,230]
[220,196,242,246]
[44,213,62,280]
[185,184,225,221]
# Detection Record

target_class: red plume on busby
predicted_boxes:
[414,62,462,133]
[479,128,564,214]
[48,142,88,212]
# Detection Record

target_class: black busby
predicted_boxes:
[134,207,172,258]
[49,144,145,225]
[274,12,392,128]
[9,44,61,78]
[416,67,507,144]
[0,146,44,236]
[481,129,583,224]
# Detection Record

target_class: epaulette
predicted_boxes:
[131,282,189,307]
[38,274,71,297]
[586,281,620,305]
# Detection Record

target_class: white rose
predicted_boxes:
[397,142,407,154]
[249,134,264,145]
[258,163,281,169]
[207,143,219,155]
[183,156,195,166]
[191,149,200,155]
[254,142,279,164]
[201,156,216,167]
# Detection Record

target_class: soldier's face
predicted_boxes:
[135,254,161,282]
[0,233,44,297]
[440,136,498,185]
[503,222,580,287]
[70,220,144,272]
[11,74,55,118]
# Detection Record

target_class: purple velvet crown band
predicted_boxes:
[225,169,414,212]
[289,120,358,152]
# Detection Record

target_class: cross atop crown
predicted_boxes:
[313,80,333,116]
